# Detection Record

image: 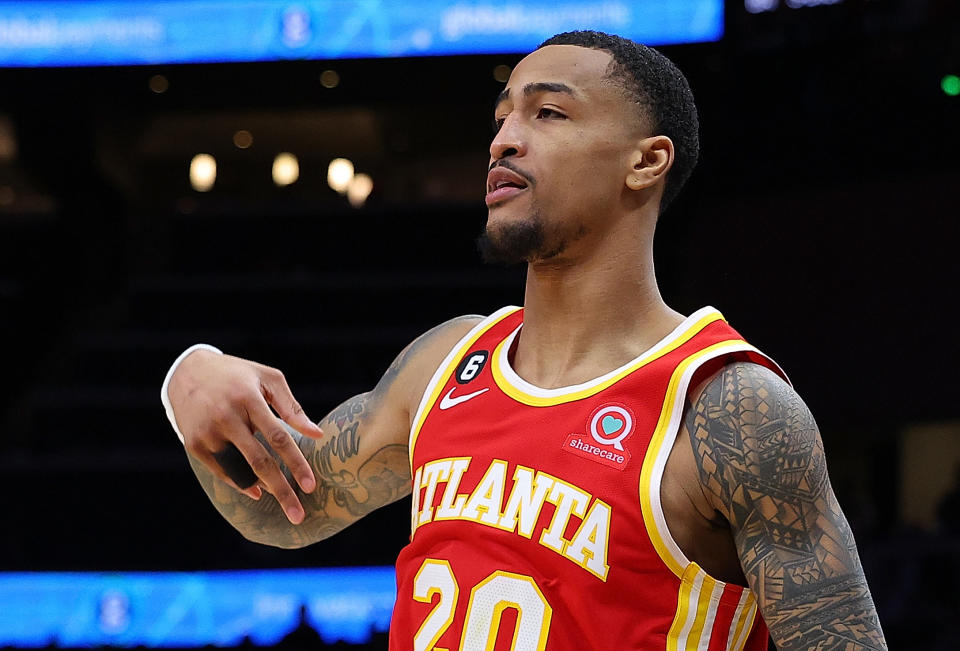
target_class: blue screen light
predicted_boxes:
[0,0,724,68]
[0,568,396,647]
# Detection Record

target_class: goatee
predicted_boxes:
[476,216,547,266]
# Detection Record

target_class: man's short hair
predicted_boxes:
[537,31,700,211]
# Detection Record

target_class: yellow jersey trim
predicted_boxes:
[638,339,760,578]
[666,563,737,650]
[728,590,758,651]
[641,338,779,649]
[489,309,725,407]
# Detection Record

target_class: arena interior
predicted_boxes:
[0,1,958,649]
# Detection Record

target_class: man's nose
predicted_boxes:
[489,115,526,161]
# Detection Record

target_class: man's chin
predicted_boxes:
[476,218,544,266]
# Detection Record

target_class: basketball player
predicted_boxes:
[163,32,886,650]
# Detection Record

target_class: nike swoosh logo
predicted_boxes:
[439,387,489,410]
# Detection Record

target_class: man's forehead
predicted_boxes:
[506,45,614,94]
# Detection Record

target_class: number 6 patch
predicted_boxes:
[456,350,489,384]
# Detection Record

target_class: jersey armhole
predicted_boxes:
[637,340,788,580]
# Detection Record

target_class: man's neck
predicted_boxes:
[514,231,684,390]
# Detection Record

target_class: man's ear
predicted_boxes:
[626,135,674,191]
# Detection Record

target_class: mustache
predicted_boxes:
[488,160,535,187]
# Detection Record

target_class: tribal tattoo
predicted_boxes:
[685,362,887,651]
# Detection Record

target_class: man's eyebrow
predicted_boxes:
[494,82,579,111]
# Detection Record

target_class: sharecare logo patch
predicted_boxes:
[562,403,635,470]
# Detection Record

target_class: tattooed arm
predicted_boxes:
[187,392,404,549]
[685,362,887,650]
[173,315,482,549]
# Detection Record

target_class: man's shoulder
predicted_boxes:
[416,313,487,359]
[429,313,488,338]
[685,358,820,516]
[722,355,789,383]
[383,314,486,411]
[689,358,797,422]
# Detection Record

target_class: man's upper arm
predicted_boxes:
[685,361,887,651]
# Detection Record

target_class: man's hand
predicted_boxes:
[171,314,481,548]
[167,349,324,524]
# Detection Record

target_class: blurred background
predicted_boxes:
[0,0,957,649]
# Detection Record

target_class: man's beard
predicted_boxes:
[477,212,566,266]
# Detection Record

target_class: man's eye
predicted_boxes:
[536,107,565,120]
[492,118,505,133]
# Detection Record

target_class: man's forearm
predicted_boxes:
[187,392,411,549]
[186,432,353,549]
[175,319,472,549]
[759,570,886,650]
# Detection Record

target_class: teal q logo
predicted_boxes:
[589,405,633,451]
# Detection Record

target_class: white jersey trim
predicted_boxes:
[698,579,726,651]
[643,340,789,577]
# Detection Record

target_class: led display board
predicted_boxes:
[0,568,395,647]
[0,0,724,67]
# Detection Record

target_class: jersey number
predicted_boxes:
[413,559,552,651]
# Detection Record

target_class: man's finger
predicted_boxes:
[246,399,318,494]
[229,433,305,525]
[258,367,325,439]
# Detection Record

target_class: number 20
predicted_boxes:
[413,559,552,651]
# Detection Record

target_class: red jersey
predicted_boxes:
[390,306,787,651]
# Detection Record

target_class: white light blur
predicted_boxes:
[189,153,216,192]
[745,0,778,12]
[327,158,354,194]
[347,173,373,208]
[784,0,842,7]
[272,152,300,186]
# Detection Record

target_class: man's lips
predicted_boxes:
[485,185,527,206]
[486,165,530,206]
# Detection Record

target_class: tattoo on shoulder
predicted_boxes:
[685,362,887,651]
